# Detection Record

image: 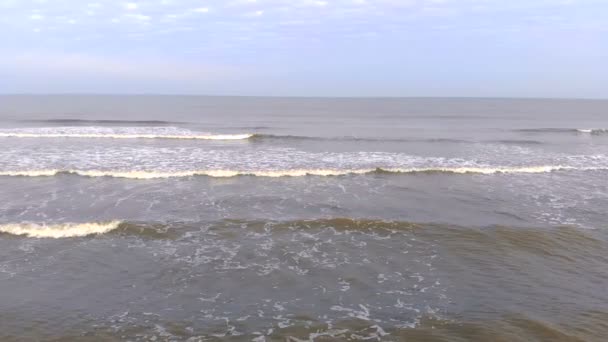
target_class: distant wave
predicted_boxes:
[488,139,543,145]
[576,129,608,134]
[0,129,544,144]
[0,221,122,238]
[20,119,183,126]
[0,127,253,140]
[0,132,253,140]
[252,134,541,145]
[255,134,473,143]
[516,128,608,135]
[515,128,574,133]
[0,166,603,179]
[0,132,546,144]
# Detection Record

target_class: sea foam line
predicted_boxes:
[517,128,608,134]
[576,129,607,134]
[0,221,123,238]
[0,132,253,140]
[0,166,603,179]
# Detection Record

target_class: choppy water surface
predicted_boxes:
[0,96,607,341]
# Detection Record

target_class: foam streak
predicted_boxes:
[0,132,253,140]
[0,166,604,179]
[0,221,122,238]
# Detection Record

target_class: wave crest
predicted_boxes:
[20,119,182,126]
[0,126,253,140]
[0,221,123,238]
[0,132,253,140]
[516,128,608,135]
[0,166,603,179]
[576,129,608,134]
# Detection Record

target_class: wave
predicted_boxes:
[515,128,574,133]
[0,126,253,140]
[2,218,601,242]
[516,128,608,135]
[576,129,608,134]
[0,218,433,240]
[20,119,183,126]
[252,134,542,145]
[0,132,253,140]
[488,139,543,145]
[0,166,603,179]
[0,221,122,238]
[0,218,407,239]
[0,132,550,143]
[0,129,542,144]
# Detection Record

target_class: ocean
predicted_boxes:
[0,95,607,341]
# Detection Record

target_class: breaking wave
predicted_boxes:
[0,221,122,238]
[252,134,542,145]
[576,129,608,134]
[0,129,549,144]
[0,127,252,140]
[20,119,183,126]
[516,128,608,135]
[0,166,604,179]
[251,134,471,143]
[0,132,252,140]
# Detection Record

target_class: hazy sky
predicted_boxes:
[1,0,607,97]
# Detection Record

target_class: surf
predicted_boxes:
[0,166,604,179]
[0,126,253,140]
[516,128,608,135]
[0,132,253,140]
[0,221,123,238]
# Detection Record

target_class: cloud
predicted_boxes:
[245,9,264,17]
[0,0,606,96]
[125,13,151,22]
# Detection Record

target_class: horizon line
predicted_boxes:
[1,93,607,101]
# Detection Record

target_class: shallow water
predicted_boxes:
[0,96,607,341]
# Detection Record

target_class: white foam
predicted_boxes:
[0,169,374,179]
[577,129,607,134]
[0,132,253,140]
[0,221,122,238]
[0,166,603,179]
[0,170,60,177]
[387,165,579,174]
[0,127,252,140]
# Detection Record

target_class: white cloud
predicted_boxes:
[245,10,264,17]
[125,13,151,22]
[125,2,137,10]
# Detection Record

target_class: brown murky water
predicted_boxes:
[0,96,607,341]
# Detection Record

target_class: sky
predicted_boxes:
[0,0,607,97]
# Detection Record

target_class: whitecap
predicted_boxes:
[0,126,252,140]
[0,166,605,179]
[0,221,123,238]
